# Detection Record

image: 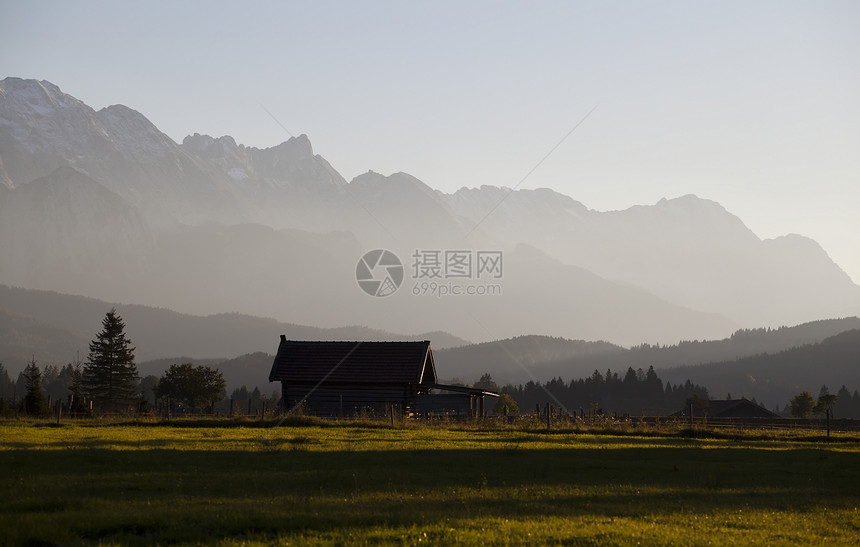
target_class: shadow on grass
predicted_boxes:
[1,445,858,544]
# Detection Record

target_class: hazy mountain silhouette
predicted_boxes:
[433,335,625,384]
[0,78,242,224]
[148,318,860,396]
[4,283,855,399]
[657,329,860,409]
[136,353,276,394]
[445,190,860,325]
[0,166,155,301]
[2,77,858,345]
[0,285,468,377]
[436,317,860,389]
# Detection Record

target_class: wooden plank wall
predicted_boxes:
[281,384,411,416]
[278,383,479,417]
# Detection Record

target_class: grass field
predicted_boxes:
[1,418,859,545]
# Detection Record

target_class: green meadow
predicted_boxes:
[1,419,858,545]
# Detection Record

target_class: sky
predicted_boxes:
[2,0,859,281]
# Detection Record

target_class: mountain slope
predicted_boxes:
[2,77,858,343]
[0,166,155,300]
[0,285,470,377]
[433,335,624,384]
[658,329,860,408]
[436,317,860,387]
[181,132,352,232]
[446,189,860,326]
[0,78,241,224]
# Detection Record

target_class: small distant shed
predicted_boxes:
[268,337,497,417]
[675,398,779,418]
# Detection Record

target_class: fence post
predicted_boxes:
[545,402,551,429]
[56,402,61,424]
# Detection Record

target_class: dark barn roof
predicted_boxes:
[268,338,438,385]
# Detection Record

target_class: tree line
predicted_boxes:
[786,385,860,419]
[0,309,278,417]
[469,366,710,417]
[3,308,859,419]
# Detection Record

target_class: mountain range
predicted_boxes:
[434,318,860,406]
[2,285,858,407]
[2,77,859,346]
[0,285,466,377]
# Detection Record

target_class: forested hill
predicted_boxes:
[435,318,860,385]
[177,326,860,400]
[432,335,625,384]
[0,285,468,374]
[136,353,274,395]
[659,329,860,408]
[3,283,859,401]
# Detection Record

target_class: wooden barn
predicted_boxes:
[268,337,498,417]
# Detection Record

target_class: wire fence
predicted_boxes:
[3,395,860,434]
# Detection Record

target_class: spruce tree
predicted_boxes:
[65,355,89,416]
[83,309,139,412]
[22,358,47,417]
[0,362,14,400]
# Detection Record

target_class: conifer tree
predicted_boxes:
[0,363,14,401]
[83,309,139,412]
[22,358,47,416]
[66,354,89,415]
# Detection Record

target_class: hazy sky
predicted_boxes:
[3,1,859,281]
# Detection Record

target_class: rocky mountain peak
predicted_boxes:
[0,77,86,116]
[182,133,241,158]
[268,134,314,161]
[1,78,857,335]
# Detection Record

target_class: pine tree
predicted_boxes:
[83,309,139,412]
[66,354,89,416]
[0,362,14,400]
[22,358,47,417]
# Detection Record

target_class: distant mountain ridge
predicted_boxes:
[2,284,857,401]
[444,189,859,325]
[123,320,860,397]
[0,78,242,224]
[434,317,860,387]
[0,285,469,377]
[146,318,860,397]
[2,77,859,344]
[658,329,860,408]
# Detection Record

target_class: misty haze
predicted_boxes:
[2,2,860,545]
